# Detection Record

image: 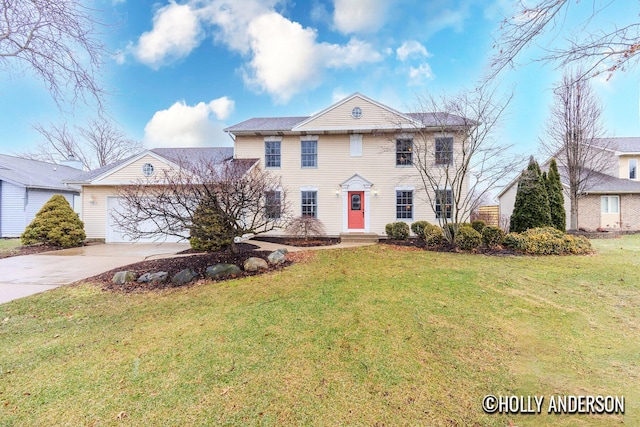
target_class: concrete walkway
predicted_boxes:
[0,243,189,304]
[0,240,375,305]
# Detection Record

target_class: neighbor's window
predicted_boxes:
[630,159,637,179]
[435,189,453,219]
[142,163,154,176]
[435,137,453,165]
[601,195,620,214]
[396,138,413,166]
[265,140,281,168]
[265,191,282,219]
[301,191,317,217]
[301,140,317,168]
[396,190,413,220]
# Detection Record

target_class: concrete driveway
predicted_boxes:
[0,243,189,304]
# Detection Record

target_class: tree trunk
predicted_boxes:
[570,194,579,230]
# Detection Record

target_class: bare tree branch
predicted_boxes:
[0,0,107,108]
[540,67,611,229]
[489,0,640,80]
[112,157,291,248]
[21,118,142,170]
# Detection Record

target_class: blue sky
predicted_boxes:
[0,0,638,159]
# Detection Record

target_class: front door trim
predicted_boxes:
[340,174,372,232]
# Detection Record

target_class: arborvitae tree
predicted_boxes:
[21,194,85,248]
[546,158,566,232]
[510,157,552,233]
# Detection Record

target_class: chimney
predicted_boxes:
[59,154,84,170]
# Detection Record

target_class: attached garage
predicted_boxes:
[106,197,186,243]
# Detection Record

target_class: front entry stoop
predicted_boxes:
[339,232,379,244]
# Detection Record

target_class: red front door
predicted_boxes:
[348,191,365,229]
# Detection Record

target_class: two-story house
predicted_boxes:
[498,137,640,231]
[226,93,471,238]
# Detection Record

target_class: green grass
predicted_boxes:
[0,238,21,254]
[1,237,639,426]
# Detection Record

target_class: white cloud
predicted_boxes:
[408,63,434,86]
[133,1,203,69]
[243,12,382,103]
[396,40,430,62]
[332,88,350,103]
[143,98,233,147]
[332,0,388,34]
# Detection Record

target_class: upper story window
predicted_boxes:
[435,189,452,219]
[630,159,637,179]
[301,140,317,168]
[265,190,282,220]
[396,138,413,166]
[265,140,281,168]
[142,163,154,176]
[435,137,453,165]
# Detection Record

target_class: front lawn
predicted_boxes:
[1,237,638,426]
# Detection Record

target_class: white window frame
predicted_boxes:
[300,186,319,218]
[300,136,318,168]
[435,188,453,219]
[350,134,363,157]
[435,135,453,166]
[395,186,415,220]
[264,136,282,169]
[601,195,620,214]
[629,159,637,180]
[265,189,282,220]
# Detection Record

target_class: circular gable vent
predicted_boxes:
[351,107,362,119]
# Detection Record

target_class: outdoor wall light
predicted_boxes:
[373,189,378,197]
[89,195,96,205]
[335,189,341,197]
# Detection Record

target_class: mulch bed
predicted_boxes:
[0,243,65,259]
[89,245,292,293]
[380,238,522,256]
[252,236,340,247]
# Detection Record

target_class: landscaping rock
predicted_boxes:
[112,271,137,285]
[171,268,198,285]
[205,263,241,279]
[243,257,268,272]
[137,271,168,283]
[267,250,286,265]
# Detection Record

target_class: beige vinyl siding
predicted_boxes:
[96,155,175,184]
[81,186,117,239]
[236,133,469,236]
[295,97,413,131]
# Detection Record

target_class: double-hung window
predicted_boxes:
[265,191,282,219]
[301,191,317,217]
[265,140,281,168]
[435,189,452,219]
[301,140,317,168]
[435,137,453,165]
[396,190,413,219]
[630,159,637,179]
[396,138,413,166]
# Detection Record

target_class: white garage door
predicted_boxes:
[106,197,186,243]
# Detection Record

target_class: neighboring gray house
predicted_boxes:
[0,154,82,237]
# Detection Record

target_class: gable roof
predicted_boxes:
[591,137,640,154]
[224,93,470,135]
[68,147,234,184]
[0,154,81,192]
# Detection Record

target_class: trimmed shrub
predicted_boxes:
[21,194,85,248]
[502,227,592,255]
[481,226,505,248]
[454,225,482,251]
[189,202,234,251]
[385,221,410,240]
[410,221,431,239]
[471,220,486,233]
[423,224,444,247]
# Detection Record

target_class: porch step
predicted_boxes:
[339,232,379,243]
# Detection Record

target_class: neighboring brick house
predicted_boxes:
[225,93,472,237]
[498,137,640,231]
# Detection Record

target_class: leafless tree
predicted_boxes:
[112,157,290,251]
[540,68,610,230]
[286,216,327,240]
[0,0,107,107]
[23,118,142,170]
[398,85,522,242]
[489,0,640,80]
